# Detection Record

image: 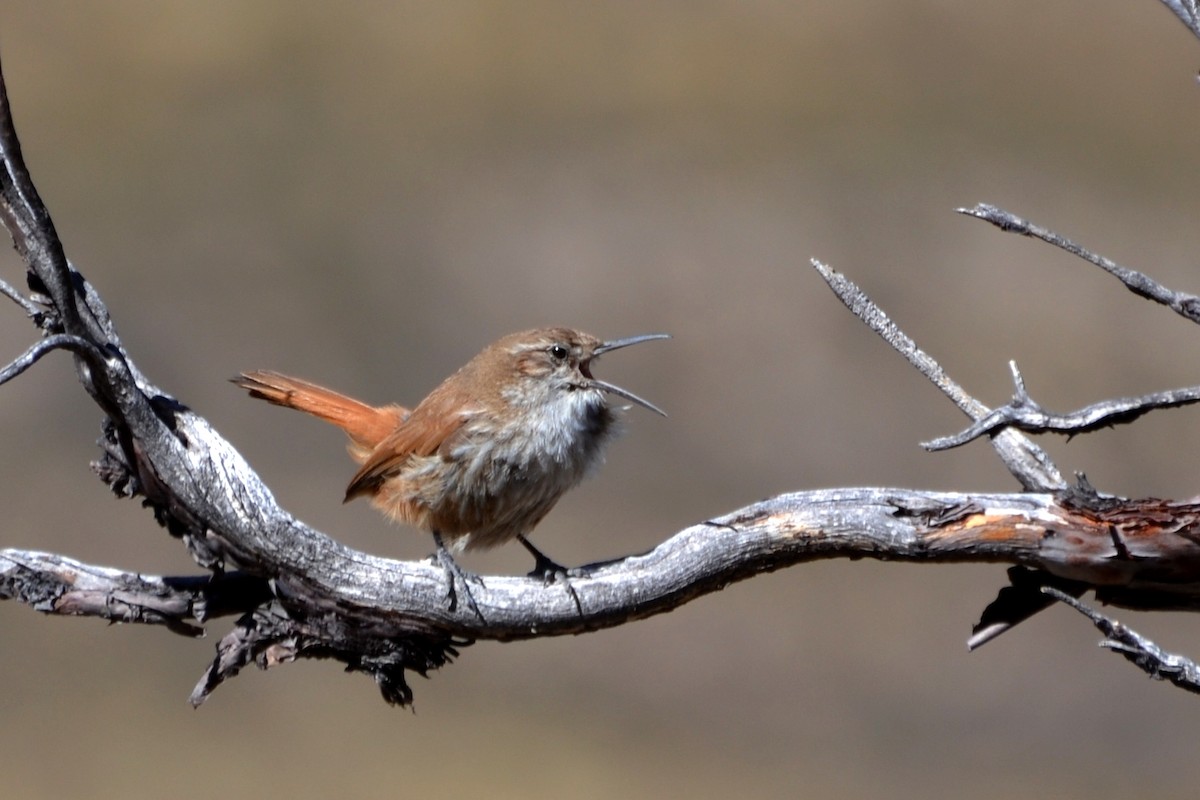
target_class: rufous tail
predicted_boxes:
[233,370,408,459]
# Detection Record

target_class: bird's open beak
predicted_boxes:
[586,333,670,416]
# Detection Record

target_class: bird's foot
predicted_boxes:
[432,533,485,623]
[518,535,584,616]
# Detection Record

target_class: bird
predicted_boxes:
[234,327,668,616]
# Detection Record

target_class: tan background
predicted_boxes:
[0,1,1198,797]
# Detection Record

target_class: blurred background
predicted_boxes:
[0,1,1197,797]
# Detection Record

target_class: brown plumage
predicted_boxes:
[234,370,409,461]
[234,327,667,556]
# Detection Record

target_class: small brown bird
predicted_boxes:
[235,327,667,612]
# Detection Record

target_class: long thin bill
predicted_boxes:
[590,378,667,417]
[593,332,670,356]
[589,333,669,416]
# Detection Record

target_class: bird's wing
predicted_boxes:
[343,391,479,502]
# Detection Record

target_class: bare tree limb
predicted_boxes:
[0,275,43,319]
[930,205,1200,447]
[0,549,272,637]
[810,259,1065,493]
[1043,587,1200,694]
[0,333,110,386]
[925,360,1200,450]
[1159,0,1200,40]
[958,204,1200,324]
[8,485,1200,697]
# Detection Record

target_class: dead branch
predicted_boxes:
[3,19,1200,707]
[1044,587,1200,695]
[1159,0,1200,41]
[810,259,1065,493]
[924,360,1200,450]
[961,203,1200,323]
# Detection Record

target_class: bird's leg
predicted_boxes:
[431,531,485,623]
[518,535,583,616]
[517,534,570,578]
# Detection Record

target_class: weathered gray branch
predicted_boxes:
[0,549,272,637]
[925,360,1200,450]
[810,259,1065,493]
[1159,0,1200,40]
[1044,587,1200,695]
[8,485,1200,702]
[960,203,1200,325]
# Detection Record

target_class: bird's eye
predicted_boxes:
[549,344,569,360]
